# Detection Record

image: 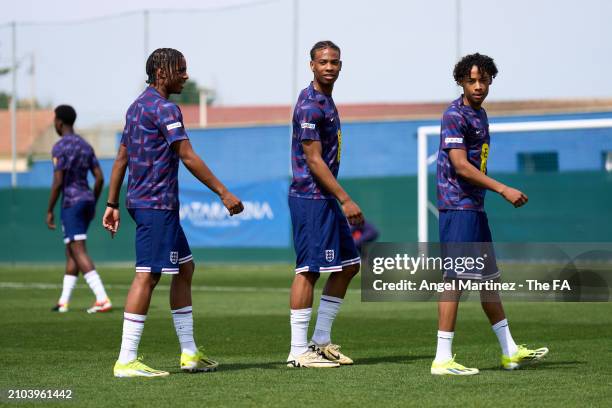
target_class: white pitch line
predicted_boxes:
[0,282,287,293]
[0,282,361,295]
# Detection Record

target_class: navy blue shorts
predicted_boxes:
[128,209,193,274]
[61,201,95,244]
[289,196,360,274]
[439,210,499,280]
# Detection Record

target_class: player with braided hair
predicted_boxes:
[145,47,185,85]
[105,48,244,378]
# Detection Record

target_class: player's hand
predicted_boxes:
[102,207,121,238]
[221,191,244,216]
[500,187,528,208]
[342,199,364,225]
[46,211,55,230]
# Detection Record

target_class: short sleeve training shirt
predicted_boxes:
[121,87,188,210]
[289,82,342,200]
[436,96,491,211]
[51,134,99,208]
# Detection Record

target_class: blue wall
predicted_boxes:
[3,110,612,188]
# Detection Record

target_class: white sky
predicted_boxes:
[1,0,611,125]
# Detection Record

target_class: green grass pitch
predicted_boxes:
[1,264,611,407]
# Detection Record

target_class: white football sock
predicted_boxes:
[434,330,454,363]
[118,313,146,364]
[492,318,519,356]
[84,270,108,302]
[172,306,198,355]
[290,308,312,356]
[312,295,343,345]
[58,274,77,305]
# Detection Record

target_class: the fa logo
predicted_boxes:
[170,251,179,265]
[325,250,335,263]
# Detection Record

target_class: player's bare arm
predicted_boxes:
[46,169,63,229]
[448,148,528,208]
[302,139,363,225]
[92,166,104,203]
[172,139,244,216]
[102,144,128,236]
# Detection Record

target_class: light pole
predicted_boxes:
[289,0,299,174]
[10,21,17,188]
[143,9,149,62]
[456,0,462,62]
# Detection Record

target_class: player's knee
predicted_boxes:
[67,241,79,253]
[65,247,75,261]
[298,271,320,284]
[134,272,161,289]
[480,290,502,305]
[68,240,86,255]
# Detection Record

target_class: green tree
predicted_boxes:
[170,79,199,105]
[0,92,45,109]
[169,79,216,106]
[0,92,9,109]
[17,98,41,109]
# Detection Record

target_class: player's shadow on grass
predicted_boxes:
[205,362,286,371]
[478,360,585,371]
[351,355,433,365]
[192,355,434,372]
[163,362,283,374]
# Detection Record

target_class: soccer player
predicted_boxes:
[432,53,548,375]
[46,105,111,314]
[103,48,244,378]
[287,41,364,368]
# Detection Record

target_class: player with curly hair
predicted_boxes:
[431,53,549,375]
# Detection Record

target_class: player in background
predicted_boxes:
[103,48,243,378]
[287,41,364,368]
[432,53,548,375]
[46,105,111,314]
[351,219,379,253]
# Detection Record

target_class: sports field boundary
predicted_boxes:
[0,281,362,295]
